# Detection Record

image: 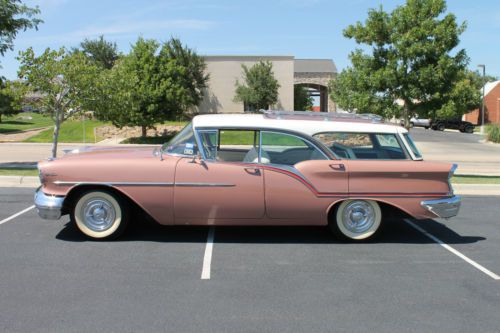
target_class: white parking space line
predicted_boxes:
[404,219,500,281]
[0,205,35,226]
[201,227,215,280]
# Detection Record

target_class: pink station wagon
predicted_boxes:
[35,111,461,241]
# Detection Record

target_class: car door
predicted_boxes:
[174,128,265,221]
[259,130,348,220]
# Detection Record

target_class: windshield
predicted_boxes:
[162,123,198,156]
[403,133,422,159]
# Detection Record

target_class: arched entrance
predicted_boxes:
[294,83,329,112]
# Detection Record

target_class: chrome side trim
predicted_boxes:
[53,181,235,187]
[174,182,236,187]
[34,187,65,220]
[421,195,461,219]
[53,181,174,187]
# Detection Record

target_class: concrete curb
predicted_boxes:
[0,176,40,188]
[1,176,500,195]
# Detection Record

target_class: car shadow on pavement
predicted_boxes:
[55,217,485,245]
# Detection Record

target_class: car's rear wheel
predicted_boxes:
[330,200,382,241]
[437,123,445,131]
[409,122,414,128]
[71,190,129,240]
[464,125,474,133]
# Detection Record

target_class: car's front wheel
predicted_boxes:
[330,200,382,241]
[71,190,129,240]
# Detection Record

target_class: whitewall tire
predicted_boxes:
[331,200,382,241]
[72,190,129,240]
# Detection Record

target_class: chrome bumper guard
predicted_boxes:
[421,196,461,219]
[34,187,65,220]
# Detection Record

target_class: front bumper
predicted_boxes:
[421,195,461,219]
[34,187,65,220]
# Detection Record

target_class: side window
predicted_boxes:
[314,132,373,159]
[375,134,399,148]
[313,132,408,160]
[217,130,260,163]
[198,130,218,160]
[261,131,327,165]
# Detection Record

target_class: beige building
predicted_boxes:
[196,56,336,114]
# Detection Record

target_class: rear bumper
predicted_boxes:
[34,187,65,220]
[421,196,461,219]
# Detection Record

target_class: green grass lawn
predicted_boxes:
[0,113,53,133]
[25,119,107,143]
[451,175,500,184]
[0,168,38,176]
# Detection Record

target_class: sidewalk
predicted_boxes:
[417,141,500,176]
[0,140,139,165]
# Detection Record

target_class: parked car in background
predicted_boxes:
[431,119,475,133]
[400,115,431,129]
[35,111,460,242]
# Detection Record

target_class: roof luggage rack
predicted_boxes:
[260,110,384,123]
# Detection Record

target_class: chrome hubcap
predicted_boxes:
[82,199,116,232]
[342,201,375,234]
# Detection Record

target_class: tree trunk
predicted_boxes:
[141,125,147,137]
[403,100,410,130]
[51,108,62,158]
[0,113,2,123]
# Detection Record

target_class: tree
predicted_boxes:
[93,37,209,137]
[0,0,42,63]
[74,35,119,69]
[294,85,314,111]
[234,60,280,111]
[159,38,209,114]
[330,0,474,126]
[17,48,100,157]
[0,79,20,122]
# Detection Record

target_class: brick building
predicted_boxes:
[464,81,500,125]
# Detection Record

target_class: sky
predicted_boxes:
[1,0,499,80]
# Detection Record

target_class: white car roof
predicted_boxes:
[192,113,406,137]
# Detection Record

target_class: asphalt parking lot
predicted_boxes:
[1,188,499,332]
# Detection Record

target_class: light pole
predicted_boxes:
[478,64,486,134]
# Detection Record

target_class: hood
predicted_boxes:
[59,145,160,160]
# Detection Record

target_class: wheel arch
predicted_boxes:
[62,184,148,219]
[326,198,412,222]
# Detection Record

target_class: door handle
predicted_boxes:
[329,163,345,171]
[244,167,261,175]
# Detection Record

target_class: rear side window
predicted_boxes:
[403,133,422,159]
[261,131,327,165]
[313,132,407,160]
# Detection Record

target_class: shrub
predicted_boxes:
[486,124,500,143]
